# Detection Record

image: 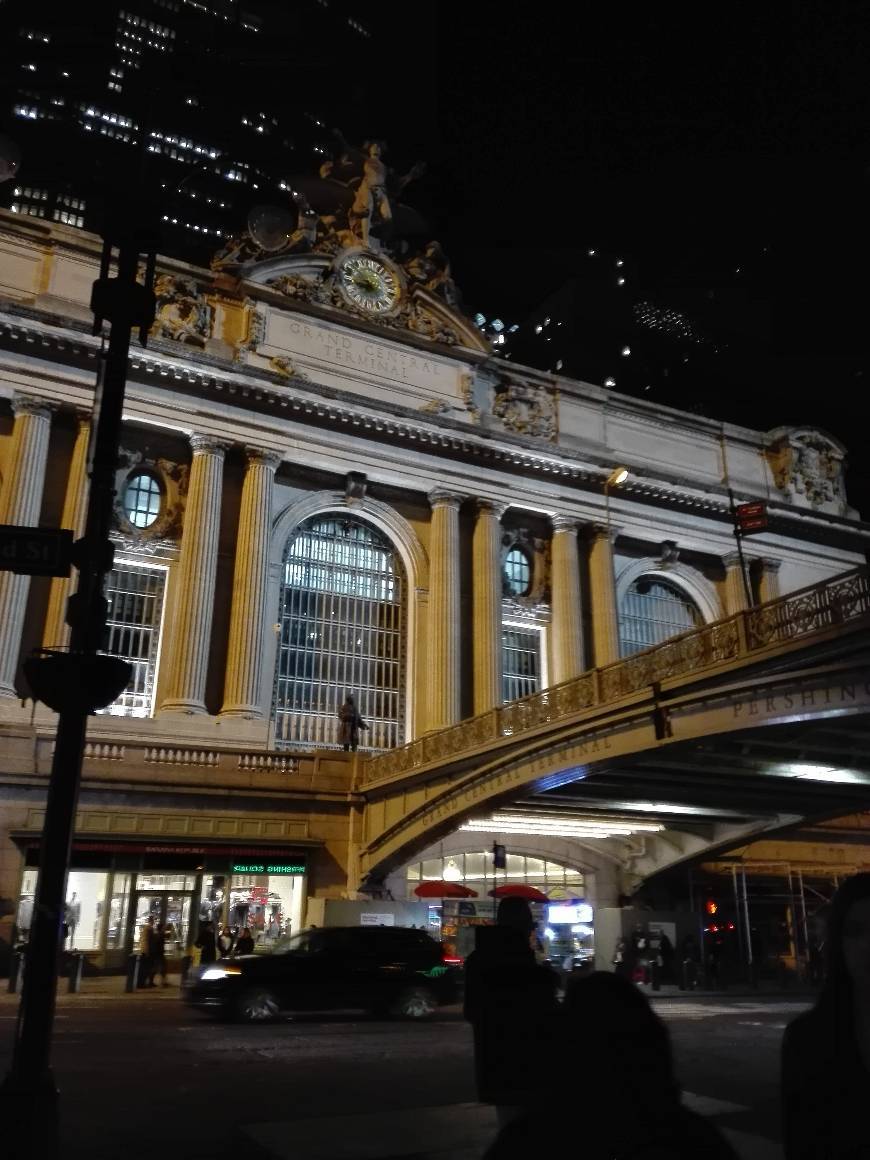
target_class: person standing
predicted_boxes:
[195,919,217,965]
[149,922,168,987]
[782,873,870,1159]
[464,897,559,1130]
[137,916,155,988]
[338,693,368,752]
[233,927,255,956]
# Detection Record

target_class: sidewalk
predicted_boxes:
[239,1102,781,1160]
[0,972,184,1005]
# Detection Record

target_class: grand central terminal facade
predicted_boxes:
[0,164,866,968]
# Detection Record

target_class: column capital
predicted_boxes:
[190,433,230,457]
[12,393,53,419]
[475,497,507,520]
[722,551,743,569]
[244,446,282,471]
[428,487,464,510]
[550,514,578,534]
[759,557,782,574]
[587,520,621,544]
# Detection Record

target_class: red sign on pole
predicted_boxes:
[735,501,768,534]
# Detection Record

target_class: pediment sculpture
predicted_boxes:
[767,428,848,513]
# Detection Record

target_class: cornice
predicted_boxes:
[1,306,868,550]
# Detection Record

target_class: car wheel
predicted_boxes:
[392,985,436,1020]
[235,988,280,1023]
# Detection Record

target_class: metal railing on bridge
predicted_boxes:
[361,566,870,788]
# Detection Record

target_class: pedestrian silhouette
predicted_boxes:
[338,693,368,752]
[486,971,738,1158]
[782,872,870,1159]
[464,897,558,1130]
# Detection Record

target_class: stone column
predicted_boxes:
[723,552,749,615]
[588,522,621,667]
[549,516,584,684]
[756,557,782,605]
[220,447,281,718]
[472,499,504,714]
[0,395,53,696]
[160,434,227,714]
[428,488,462,730]
[43,413,91,649]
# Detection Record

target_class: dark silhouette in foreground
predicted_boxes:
[485,971,738,1159]
[782,872,870,1160]
[463,897,558,1128]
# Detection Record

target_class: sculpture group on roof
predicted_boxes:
[211,131,461,311]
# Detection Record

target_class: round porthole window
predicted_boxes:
[123,472,162,529]
[503,546,532,597]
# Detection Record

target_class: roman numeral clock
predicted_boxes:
[336,251,402,315]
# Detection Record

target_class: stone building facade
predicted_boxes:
[0,204,866,966]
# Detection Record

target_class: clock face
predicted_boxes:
[338,254,399,313]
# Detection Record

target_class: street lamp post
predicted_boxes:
[0,218,156,1159]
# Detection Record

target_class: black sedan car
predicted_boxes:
[183,925,461,1022]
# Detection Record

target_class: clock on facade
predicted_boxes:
[337,253,400,314]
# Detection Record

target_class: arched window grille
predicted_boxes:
[618,576,701,657]
[274,516,406,750]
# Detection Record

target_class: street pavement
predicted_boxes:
[0,977,804,1159]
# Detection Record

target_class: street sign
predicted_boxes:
[735,501,768,535]
[0,525,74,576]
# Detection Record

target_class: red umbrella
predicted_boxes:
[413,880,478,899]
[488,884,549,902]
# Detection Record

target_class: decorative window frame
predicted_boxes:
[615,557,721,625]
[270,490,427,744]
[113,450,188,544]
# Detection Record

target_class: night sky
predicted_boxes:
[423,4,869,515]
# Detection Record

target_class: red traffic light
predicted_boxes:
[705,899,718,916]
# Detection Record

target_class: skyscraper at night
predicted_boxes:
[0,0,428,263]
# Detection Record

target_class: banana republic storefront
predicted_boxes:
[12,838,310,971]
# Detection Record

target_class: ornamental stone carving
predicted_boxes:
[490,375,557,442]
[151,275,213,347]
[767,428,848,513]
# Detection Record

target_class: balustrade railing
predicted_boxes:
[362,566,869,787]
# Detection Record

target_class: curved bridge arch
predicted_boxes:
[357,569,870,883]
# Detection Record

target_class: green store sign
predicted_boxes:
[231,863,306,875]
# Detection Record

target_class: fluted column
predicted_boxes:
[473,499,505,714]
[757,557,782,605]
[160,434,228,714]
[723,552,749,615]
[43,413,91,649]
[428,488,462,730]
[0,395,53,696]
[588,522,620,667]
[550,516,584,684]
[220,447,281,718]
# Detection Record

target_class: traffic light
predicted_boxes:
[705,899,718,916]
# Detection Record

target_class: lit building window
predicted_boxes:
[618,577,701,657]
[274,516,406,750]
[503,547,531,597]
[502,625,542,702]
[100,561,167,718]
[123,473,162,528]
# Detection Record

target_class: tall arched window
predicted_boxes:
[273,515,406,750]
[619,576,701,657]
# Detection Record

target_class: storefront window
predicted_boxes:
[16,868,37,942]
[228,873,301,946]
[106,873,131,949]
[65,871,108,950]
[137,873,196,891]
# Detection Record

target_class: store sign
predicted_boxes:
[548,903,593,925]
[230,863,305,875]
